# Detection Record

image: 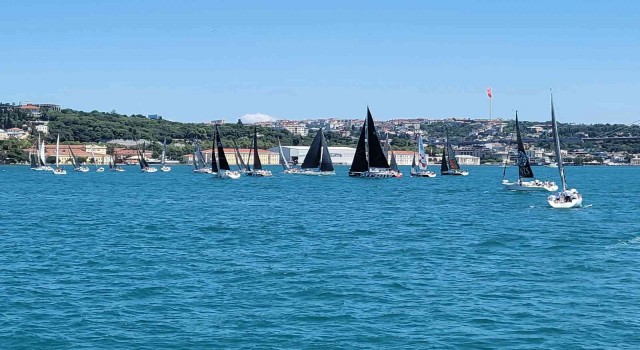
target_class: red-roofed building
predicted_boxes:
[182,148,279,165]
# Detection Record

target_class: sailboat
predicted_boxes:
[211,125,241,179]
[33,134,53,171]
[110,152,125,172]
[410,134,436,177]
[388,150,403,178]
[91,150,105,172]
[547,94,582,208]
[192,142,212,174]
[246,126,273,177]
[52,134,67,175]
[160,138,171,172]
[69,146,89,172]
[292,128,335,176]
[502,111,557,191]
[278,138,298,174]
[440,128,469,176]
[138,142,157,173]
[349,107,399,178]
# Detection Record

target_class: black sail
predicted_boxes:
[215,125,230,171]
[319,131,334,172]
[515,111,534,178]
[350,124,368,172]
[302,128,324,169]
[445,129,461,170]
[233,140,249,171]
[211,129,219,173]
[68,146,78,168]
[440,149,448,173]
[252,126,262,170]
[366,108,390,169]
[389,151,399,171]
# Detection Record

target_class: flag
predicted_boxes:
[486,88,492,99]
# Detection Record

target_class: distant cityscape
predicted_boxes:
[2,101,639,166]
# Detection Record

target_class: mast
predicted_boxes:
[91,150,98,170]
[411,152,417,173]
[440,148,448,173]
[445,128,461,170]
[417,134,428,171]
[551,93,567,191]
[68,146,78,168]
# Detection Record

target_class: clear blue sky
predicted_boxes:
[1,0,638,124]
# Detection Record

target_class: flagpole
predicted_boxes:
[489,96,492,121]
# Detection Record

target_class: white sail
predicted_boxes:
[551,95,568,191]
[55,134,60,167]
[40,139,47,165]
[417,134,428,171]
[277,139,290,170]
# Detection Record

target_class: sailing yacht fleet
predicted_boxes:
[25,101,583,208]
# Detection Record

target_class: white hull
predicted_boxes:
[289,169,336,176]
[213,170,241,179]
[52,168,67,175]
[193,168,212,174]
[411,171,436,178]
[441,169,469,176]
[502,180,558,192]
[246,169,273,177]
[112,167,125,172]
[32,166,54,171]
[349,170,400,178]
[160,166,171,172]
[547,190,583,208]
[96,167,105,172]
[141,167,158,173]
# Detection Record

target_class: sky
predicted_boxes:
[1,0,639,124]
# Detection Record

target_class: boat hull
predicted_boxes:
[193,168,212,174]
[141,167,158,173]
[547,190,583,208]
[96,167,105,172]
[52,168,67,175]
[213,170,241,179]
[246,170,273,177]
[411,171,436,178]
[74,167,90,173]
[290,169,336,176]
[160,166,171,172]
[502,180,558,192]
[441,170,469,176]
[349,170,397,178]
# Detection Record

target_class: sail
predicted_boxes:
[440,149,448,173]
[411,152,417,172]
[551,94,567,191]
[350,124,368,172]
[137,149,145,169]
[252,126,262,170]
[40,138,47,165]
[29,150,37,168]
[55,134,60,167]
[301,128,324,169]
[161,138,167,166]
[192,144,199,170]
[515,111,534,178]
[233,140,249,171]
[215,125,231,171]
[319,131,334,172]
[91,151,98,169]
[277,139,290,170]
[417,135,428,171]
[68,146,78,168]
[389,151,399,171]
[445,129,461,170]
[366,108,390,169]
[211,131,219,173]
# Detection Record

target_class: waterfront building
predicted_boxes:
[182,148,279,166]
[631,157,640,166]
[456,155,481,166]
[269,145,355,165]
[0,129,7,140]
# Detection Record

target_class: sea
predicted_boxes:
[1,164,639,349]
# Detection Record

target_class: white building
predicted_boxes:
[270,145,356,165]
[456,155,481,166]
[631,157,640,166]
[277,123,308,136]
[0,129,7,140]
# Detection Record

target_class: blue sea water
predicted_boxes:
[1,164,639,349]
